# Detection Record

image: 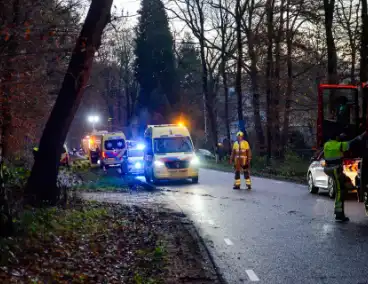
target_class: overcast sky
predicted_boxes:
[112,0,188,40]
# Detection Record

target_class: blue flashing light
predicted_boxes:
[136,143,145,150]
[134,162,142,169]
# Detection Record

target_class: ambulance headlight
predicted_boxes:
[190,156,200,165]
[154,160,165,167]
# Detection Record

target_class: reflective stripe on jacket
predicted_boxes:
[323,140,349,165]
[231,140,251,168]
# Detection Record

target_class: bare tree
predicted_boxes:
[242,0,266,152]
[265,0,274,162]
[234,0,249,135]
[166,0,220,149]
[335,0,361,83]
[361,0,368,120]
[323,0,338,86]
[209,0,236,144]
[116,28,138,127]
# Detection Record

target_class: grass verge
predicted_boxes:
[201,153,309,183]
[0,200,219,283]
[74,167,131,192]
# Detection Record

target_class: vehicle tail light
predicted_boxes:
[102,152,106,158]
[343,159,354,165]
[343,159,358,172]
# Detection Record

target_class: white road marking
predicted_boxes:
[224,238,233,245]
[275,181,283,184]
[246,269,260,281]
[208,220,215,225]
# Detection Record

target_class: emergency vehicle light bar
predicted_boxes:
[148,124,178,127]
[318,84,358,89]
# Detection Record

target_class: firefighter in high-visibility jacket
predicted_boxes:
[230,131,252,190]
[324,130,365,222]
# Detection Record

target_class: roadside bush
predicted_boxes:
[277,151,306,177]
[203,150,309,181]
[2,165,30,188]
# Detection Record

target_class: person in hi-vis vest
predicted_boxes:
[230,131,252,190]
[323,130,365,222]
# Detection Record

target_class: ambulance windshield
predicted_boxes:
[153,136,193,154]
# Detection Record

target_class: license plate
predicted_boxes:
[107,158,115,162]
[170,169,187,173]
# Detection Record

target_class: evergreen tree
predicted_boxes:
[176,33,204,139]
[177,33,202,93]
[134,0,176,114]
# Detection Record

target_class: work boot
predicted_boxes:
[233,185,240,190]
[335,213,349,222]
[247,185,251,190]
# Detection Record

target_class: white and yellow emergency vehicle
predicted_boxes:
[99,131,127,169]
[82,131,107,165]
[143,124,199,184]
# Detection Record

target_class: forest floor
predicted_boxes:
[0,166,223,284]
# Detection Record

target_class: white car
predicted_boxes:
[196,149,215,160]
[307,150,360,199]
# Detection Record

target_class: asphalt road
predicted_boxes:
[157,168,368,284]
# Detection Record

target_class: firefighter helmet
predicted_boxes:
[236,131,244,137]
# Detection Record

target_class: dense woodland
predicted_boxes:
[0,0,367,232]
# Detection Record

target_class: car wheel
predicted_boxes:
[192,177,199,184]
[151,169,158,184]
[328,176,335,199]
[144,169,151,183]
[308,173,319,194]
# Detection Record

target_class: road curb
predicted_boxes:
[142,181,227,284]
[186,219,228,284]
[132,178,160,191]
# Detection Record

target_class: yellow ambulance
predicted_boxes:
[143,124,199,184]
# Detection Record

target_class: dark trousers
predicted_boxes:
[324,165,345,215]
[234,165,251,187]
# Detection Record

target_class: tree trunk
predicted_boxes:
[273,0,285,158]
[250,62,265,151]
[126,86,131,126]
[361,0,368,122]
[323,0,338,109]
[25,0,113,205]
[281,0,293,154]
[221,61,231,143]
[0,0,20,236]
[207,74,219,150]
[235,0,246,135]
[117,63,124,127]
[247,0,265,153]
[219,0,230,145]
[266,0,275,163]
[196,0,218,150]
[0,0,20,160]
